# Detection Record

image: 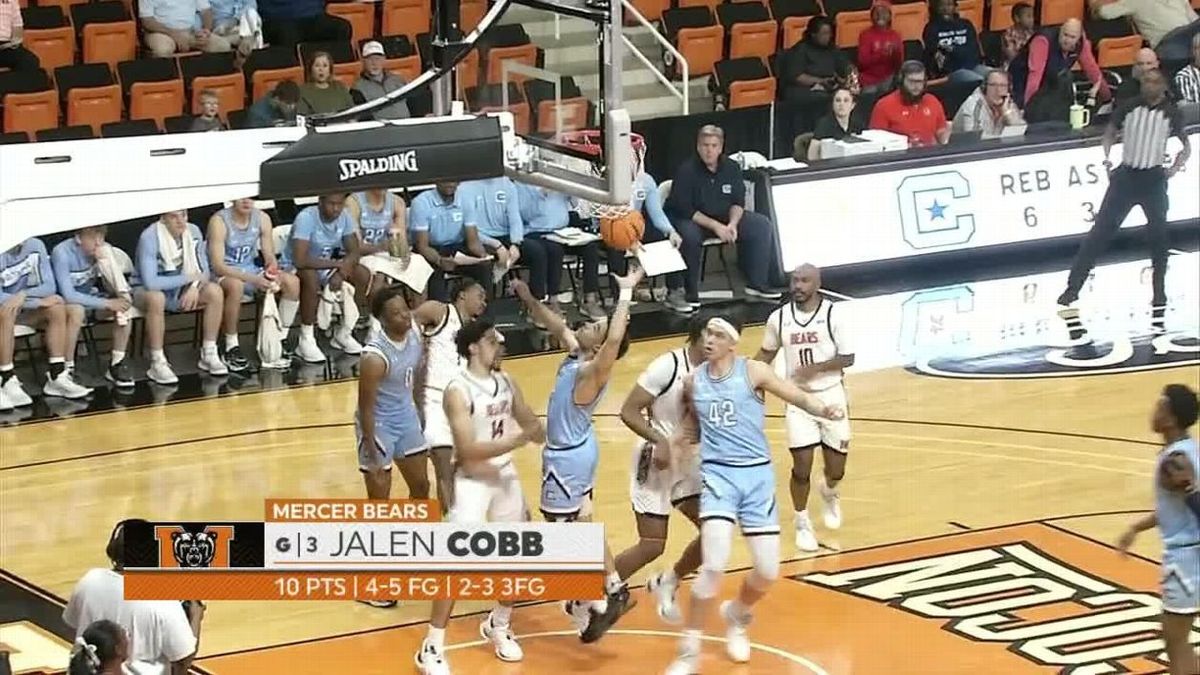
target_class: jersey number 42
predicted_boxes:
[707,400,736,428]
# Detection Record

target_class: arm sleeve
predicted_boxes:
[52,246,109,309]
[761,310,782,351]
[156,604,199,662]
[635,352,677,395]
[641,178,674,235]
[1024,36,1049,104]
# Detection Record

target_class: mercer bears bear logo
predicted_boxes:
[153,525,236,568]
[172,531,218,568]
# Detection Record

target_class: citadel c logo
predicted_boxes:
[896,171,977,250]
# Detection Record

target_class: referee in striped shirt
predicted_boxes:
[1057,68,1191,340]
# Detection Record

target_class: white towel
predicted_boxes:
[94,244,135,326]
[317,282,359,334]
[257,293,289,369]
[155,221,201,276]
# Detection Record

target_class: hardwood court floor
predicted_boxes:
[2,255,1199,673]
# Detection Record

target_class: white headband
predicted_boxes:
[707,318,740,343]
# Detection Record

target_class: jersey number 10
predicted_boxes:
[797,348,815,367]
[707,400,736,428]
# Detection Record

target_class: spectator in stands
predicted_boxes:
[190,89,228,132]
[258,0,351,52]
[299,51,355,115]
[1116,48,1163,104]
[209,0,258,56]
[858,1,904,95]
[924,0,987,84]
[353,41,411,120]
[602,171,687,313]
[135,210,230,383]
[0,0,40,72]
[778,16,853,131]
[869,60,951,146]
[51,226,137,389]
[515,184,606,320]
[64,519,204,675]
[1001,3,1037,68]
[68,619,128,675]
[247,79,300,127]
[1010,20,1111,119]
[1089,0,1197,48]
[140,0,233,58]
[666,125,783,306]
[1174,32,1200,102]
[1,238,93,411]
[208,199,300,372]
[283,194,363,361]
[952,69,1025,135]
[808,87,866,159]
[410,182,495,303]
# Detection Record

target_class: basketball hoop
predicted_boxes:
[557,129,645,221]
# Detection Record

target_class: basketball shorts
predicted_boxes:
[1161,545,1200,614]
[541,435,599,518]
[220,264,264,299]
[699,462,779,536]
[630,439,701,517]
[422,387,454,449]
[786,384,851,452]
[355,418,428,471]
[449,461,527,524]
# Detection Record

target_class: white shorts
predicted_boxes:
[423,387,454,449]
[630,440,702,517]
[448,461,528,523]
[786,384,851,451]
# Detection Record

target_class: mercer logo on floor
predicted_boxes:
[798,524,1200,674]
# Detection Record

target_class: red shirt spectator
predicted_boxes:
[870,88,948,147]
[1016,20,1111,105]
[857,2,904,90]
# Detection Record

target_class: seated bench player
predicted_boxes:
[346,188,411,311]
[410,182,495,303]
[207,198,301,372]
[281,193,363,362]
[51,226,139,388]
[457,176,522,275]
[135,210,230,384]
[1,237,93,410]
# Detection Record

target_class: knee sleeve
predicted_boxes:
[745,534,780,588]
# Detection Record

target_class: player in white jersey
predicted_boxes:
[411,278,488,513]
[613,314,707,624]
[755,264,855,552]
[415,318,545,675]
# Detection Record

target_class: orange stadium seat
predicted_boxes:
[129,80,185,128]
[3,90,60,138]
[243,47,303,100]
[781,15,813,49]
[56,63,122,133]
[956,0,984,33]
[663,8,726,78]
[485,43,538,84]
[34,0,88,11]
[383,0,432,41]
[22,26,76,74]
[729,75,776,108]
[1097,34,1143,67]
[1041,0,1084,27]
[456,48,481,93]
[385,55,422,82]
[190,72,245,116]
[326,2,377,48]
[678,0,722,9]
[835,10,872,48]
[891,1,929,42]
[82,21,138,69]
[534,97,590,133]
[989,0,1022,30]
[461,0,488,31]
[718,3,778,62]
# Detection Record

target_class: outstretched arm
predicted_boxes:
[746,359,842,419]
[575,267,645,403]
[511,279,578,351]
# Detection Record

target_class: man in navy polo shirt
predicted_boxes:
[665,125,782,311]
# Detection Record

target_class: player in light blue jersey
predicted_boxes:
[665,314,841,674]
[285,194,363,364]
[207,199,300,372]
[346,188,411,314]
[354,285,428,609]
[511,266,645,644]
[1117,384,1200,675]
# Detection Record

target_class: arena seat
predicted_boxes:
[714,57,776,108]
[626,0,671,23]
[988,0,1022,30]
[0,131,30,143]
[835,10,872,48]
[717,2,778,62]
[1041,0,1084,28]
[524,77,589,134]
[3,89,59,139]
[21,7,75,74]
[662,7,726,78]
[678,0,722,11]
[119,59,185,129]
[72,1,136,69]
[163,114,194,133]
[890,1,929,42]
[460,0,488,31]
[189,72,245,117]
[823,0,874,19]
[55,63,122,133]
[781,15,814,48]
[33,0,88,12]
[243,47,304,101]
[467,82,531,135]
[383,0,432,41]
[326,2,377,48]
[956,0,984,32]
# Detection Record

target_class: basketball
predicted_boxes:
[600,211,645,251]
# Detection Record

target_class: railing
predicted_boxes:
[620,0,689,117]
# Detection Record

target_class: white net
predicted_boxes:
[559,131,645,221]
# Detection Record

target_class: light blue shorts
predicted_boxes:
[699,461,779,536]
[1161,545,1200,614]
[355,418,428,471]
[540,435,599,518]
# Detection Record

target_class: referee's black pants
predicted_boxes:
[1061,166,1170,307]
